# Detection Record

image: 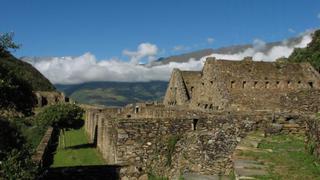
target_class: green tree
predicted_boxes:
[0,32,20,53]
[288,30,320,72]
[35,104,84,148]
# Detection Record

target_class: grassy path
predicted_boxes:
[51,128,105,167]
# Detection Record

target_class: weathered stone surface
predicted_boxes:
[81,57,320,179]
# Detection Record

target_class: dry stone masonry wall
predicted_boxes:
[82,57,320,179]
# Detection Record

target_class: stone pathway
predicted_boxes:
[232,131,269,180]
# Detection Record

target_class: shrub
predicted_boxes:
[35,103,84,130]
[0,148,38,180]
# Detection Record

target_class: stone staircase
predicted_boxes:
[232,132,269,180]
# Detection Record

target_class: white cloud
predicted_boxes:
[205,31,312,61]
[252,39,266,51]
[172,45,189,51]
[23,31,313,85]
[23,53,204,84]
[122,42,158,64]
[288,28,296,33]
[207,37,214,44]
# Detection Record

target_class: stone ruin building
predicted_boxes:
[83,57,320,179]
[164,57,320,111]
[34,91,70,107]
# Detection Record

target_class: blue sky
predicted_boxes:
[1,0,320,60]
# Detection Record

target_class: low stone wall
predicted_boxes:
[305,115,320,160]
[32,127,55,168]
[84,106,315,179]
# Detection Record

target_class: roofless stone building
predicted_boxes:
[164,57,320,111]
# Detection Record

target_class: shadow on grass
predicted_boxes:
[40,165,122,180]
[66,143,95,150]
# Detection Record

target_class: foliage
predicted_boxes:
[0,148,38,180]
[240,134,320,179]
[34,104,84,149]
[0,63,36,115]
[0,118,39,179]
[0,118,25,160]
[288,29,320,72]
[35,103,84,130]
[10,116,45,149]
[0,32,20,53]
[148,171,169,180]
[0,49,55,91]
[165,135,181,167]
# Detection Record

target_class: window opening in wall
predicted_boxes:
[204,104,208,109]
[93,125,98,146]
[197,103,200,107]
[231,81,235,88]
[265,81,269,88]
[127,114,131,118]
[190,87,194,98]
[276,81,280,88]
[209,104,213,109]
[242,81,246,88]
[287,80,291,88]
[202,82,204,86]
[135,106,139,113]
[308,81,314,88]
[253,81,258,88]
[41,97,48,106]
[210,81,213,84]
[298,81,301,87]
[192,119,199,130]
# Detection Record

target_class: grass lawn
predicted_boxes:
[240,134,320,180]
[51,127,105,167]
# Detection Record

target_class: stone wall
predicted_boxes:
[32,127,56,168]
[305,115,320,160]
[84,105,312,179]
[164,57,320,112]
[34,91,68,107]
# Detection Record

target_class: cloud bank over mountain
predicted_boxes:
[23,32,313,84]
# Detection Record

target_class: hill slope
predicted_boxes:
[0,51,55,91]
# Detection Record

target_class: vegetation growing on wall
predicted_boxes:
[165,135,181,167]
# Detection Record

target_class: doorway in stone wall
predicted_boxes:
[93,125,98,147]
[192,119,199,130]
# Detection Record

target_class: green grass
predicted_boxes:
[240,134,320,180]
[51,128,105,167]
